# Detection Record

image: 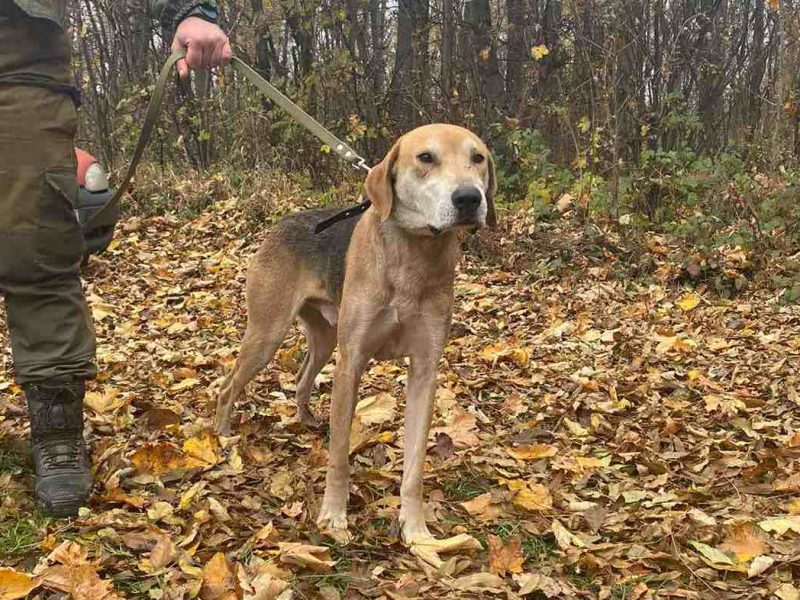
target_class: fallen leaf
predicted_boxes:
[688,540,746,572]
[450,572,505,592]
[170,377,200,391]
[747,555,774,578]
[147,500,175,522]
[688,508,717,526]
[354,393,397,426]
[149,534,176,570]
[774,473,800,493]
[676,292,701,311]
[505,444,559,461]
[130,441,192,476]
[0,568,38,600]
[758,516,800,536]
[515,572,565,597]
[200,552,237,600]
[563,418,589,437]
[511,482,553,513]
[431,406,480,448]
[552,519,585,549]
[487,535,524,575]
[98,486,147,509]
[84,388,125,414]
[243,571,290,600]
[348,418,378,455]
[278,543,335,572]
[408,534,482,568]
[720,523,767,563]
[38,564,123,600]
[460,493,493,516]
[787,498,800,514]
[776,584,800,600]
[183,431,221,466]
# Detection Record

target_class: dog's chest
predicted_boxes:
[370,288,453,360]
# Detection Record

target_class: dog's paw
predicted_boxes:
[316,506,351,544]
[214,422,232,437]
[297,406,319,428]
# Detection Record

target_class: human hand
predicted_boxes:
[172,16,232,79]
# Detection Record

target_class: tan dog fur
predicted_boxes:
[214,124,496,561]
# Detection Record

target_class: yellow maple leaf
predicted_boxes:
[183,431,221,466]
[510,482,553,512]
[531,44,550,60]
[676,292,701,312]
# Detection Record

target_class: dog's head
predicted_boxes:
[364,124,497,235]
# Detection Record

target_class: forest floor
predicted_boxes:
[1,183,799,600]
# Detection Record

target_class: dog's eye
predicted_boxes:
[417,152,434,164]
[472,153,486,164]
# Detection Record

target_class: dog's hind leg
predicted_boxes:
[214,262,302,435]
[295,304,337,426]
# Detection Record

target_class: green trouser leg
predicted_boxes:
[0,9,96,384]
[0,8,96,517]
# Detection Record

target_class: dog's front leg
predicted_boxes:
[316,354,364,538]
[399,352,439,546]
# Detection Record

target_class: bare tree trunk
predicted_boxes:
[464,0,504,122]
[441,0,455,107]
[390,0,431,127]
[506,0,527,114]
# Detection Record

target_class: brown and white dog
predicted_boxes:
[214,124,496,561]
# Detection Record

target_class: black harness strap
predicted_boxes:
[314,197,372,234]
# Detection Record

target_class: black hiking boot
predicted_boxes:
[24,377,92,517]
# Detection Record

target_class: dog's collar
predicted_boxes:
[314,197,372,234]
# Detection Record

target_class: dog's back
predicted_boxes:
[252,207,361,304]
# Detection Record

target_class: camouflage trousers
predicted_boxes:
[0,4,96,383]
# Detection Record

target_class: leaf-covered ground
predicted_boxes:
[1,186,800,600]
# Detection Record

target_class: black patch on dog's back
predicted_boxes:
[278,208,361,301]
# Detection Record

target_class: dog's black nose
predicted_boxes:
[451,186,482,213]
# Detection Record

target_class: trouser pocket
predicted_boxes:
[0,167,85,283]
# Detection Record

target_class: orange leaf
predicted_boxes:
[0,568,38,600]
[720,523,767,564]
[130,441,192,476]
[506,444,559,461]
[200,553,237,600]
[487,535,524,575]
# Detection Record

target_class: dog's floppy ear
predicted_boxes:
[365,140,401,222]
[486,153,498,228]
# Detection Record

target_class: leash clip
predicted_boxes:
[353,156,372,173]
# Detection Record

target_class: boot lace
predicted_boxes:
[38,435,85,471]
